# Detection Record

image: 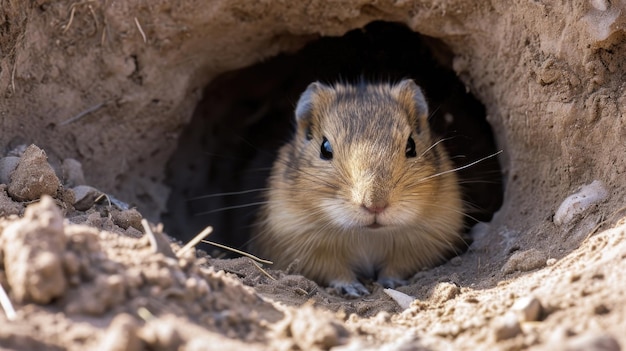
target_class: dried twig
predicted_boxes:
[201,240,273,265]
[141,219,158,253]
[137,307,154,321]
[134,17,146,43]
[63,5,77,34]
[94,192,112,207]
[584,205,626,242]
[10,58,16,93]
[87,4,98,31]
[177,226,213,258]
[0,284,16,321]
[252,260,276,281]
[59,101,106,126]
[294,287,309,296]
[100,26,107,45]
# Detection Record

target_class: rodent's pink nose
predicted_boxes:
[362,201,388,214]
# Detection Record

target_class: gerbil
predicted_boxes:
[253,79,464,297]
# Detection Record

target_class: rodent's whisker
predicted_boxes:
[188,188,270,201]
[427,104,442,122]
[456,180,502,185]
[391,137,453,189]
[194,201,270,216]
[246,167,274,173]
[394,198,475,224]
[425,202,482,225]
[201,151,256,161]
[272,158,342,190]
[415,150,503,184]
[417,137,454,160]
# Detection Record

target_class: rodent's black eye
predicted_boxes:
[320,137,333,160]
[406,136,417,158]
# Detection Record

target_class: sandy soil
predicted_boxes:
[0,144,624,350]
[1,0,626,350]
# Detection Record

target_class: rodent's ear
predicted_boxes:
[295,82,328,122]
[391,79,429,126]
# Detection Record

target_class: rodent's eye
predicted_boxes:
[406,136,417,158]
[320,137,333,160]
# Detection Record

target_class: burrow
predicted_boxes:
[163,22,504,254]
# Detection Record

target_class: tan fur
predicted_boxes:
[253,80,464,292]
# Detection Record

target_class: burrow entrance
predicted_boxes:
[163,21,504,254]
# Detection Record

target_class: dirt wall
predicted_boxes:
[2,0,624,224]
[1,0,625,349]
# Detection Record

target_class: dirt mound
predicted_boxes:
[1,0,626,350]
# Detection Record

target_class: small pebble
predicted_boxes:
[111,208,143,231]
[502,249,547,274]
[512,296,543,322]
[72,185,102,211]
[0,156,20,184]
[493,312,522,341]
[383,288,415,310]
[450,256,462,266]
[554,180,608,226]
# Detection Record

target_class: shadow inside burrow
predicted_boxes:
[163,21,504,268]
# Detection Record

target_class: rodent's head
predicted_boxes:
[272,79,460,232]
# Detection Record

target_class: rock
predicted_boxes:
[7,145,60,201]
[61,158,86,187]
[71,185,103,211]
[512,296,543,322]
[493,312,522,341]
[502,249,548,274]
[383,288,415,310]
[554,180,608,226]
[111,208,143,231]
[0,156,20,185]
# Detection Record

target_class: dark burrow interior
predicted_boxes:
[163,21,504,257]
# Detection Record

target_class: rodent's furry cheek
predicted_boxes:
[320,198,372,229]
[265,203,320,237]
[385,203,429,228]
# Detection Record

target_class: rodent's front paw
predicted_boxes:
[329,280,370,297]
[377,277,408,289]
